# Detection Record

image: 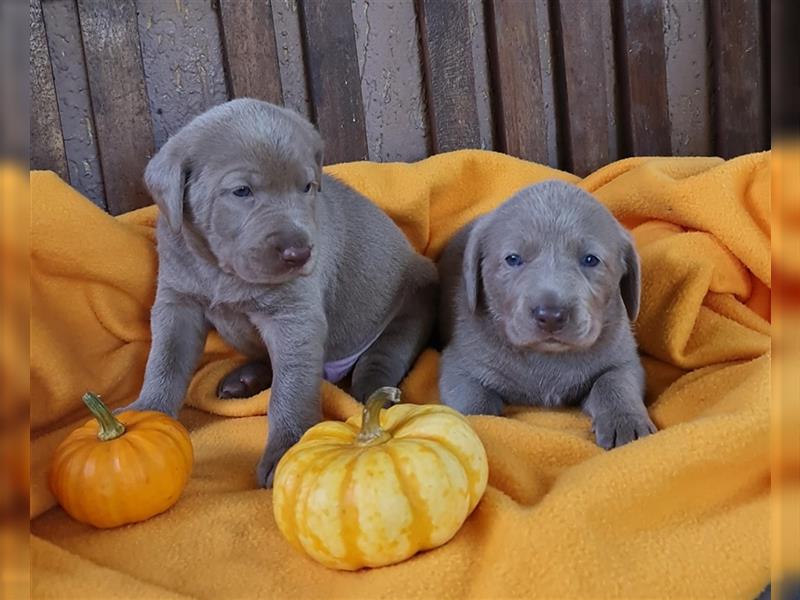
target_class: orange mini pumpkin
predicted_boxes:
[49,392,193,528]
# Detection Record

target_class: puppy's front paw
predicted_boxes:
[255,435,297,488]
[114,396,178,419]
[592,411,656,449]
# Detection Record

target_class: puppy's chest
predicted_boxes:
[481,350,594,407]
[204,304,265,357]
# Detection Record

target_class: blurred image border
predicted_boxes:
[8,0,799,598]
[771,0,800,599]
[1,0,29,599]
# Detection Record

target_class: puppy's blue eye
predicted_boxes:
[581,254,600,267]
[505,253,523,267]
[232,186,252,197]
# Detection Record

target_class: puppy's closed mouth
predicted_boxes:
[530,338,573,353]
[519,332,599,353]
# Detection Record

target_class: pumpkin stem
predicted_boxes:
[82,392,126,441]
[355,387,401,446]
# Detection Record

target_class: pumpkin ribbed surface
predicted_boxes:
[273,391,488,571]
[49,396,193,529]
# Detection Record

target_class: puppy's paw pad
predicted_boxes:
[593,413,656,449]
[256,458,277,489]
[255,439,294,488]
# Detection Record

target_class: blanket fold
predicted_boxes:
[31,150,772,599]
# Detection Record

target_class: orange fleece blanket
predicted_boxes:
[31,150,771,598]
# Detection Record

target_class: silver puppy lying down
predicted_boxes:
[438,181,655,448]
[124,99,437,486]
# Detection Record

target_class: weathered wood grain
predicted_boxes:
[41,0,106,208]
[298,0,368,163]
[468,0,494,150]
[219,0,283,104]
[663,0,712,156]
[617,0,672,156]
[77,0,154,214]
[136,0,229,150]
[352,0,428,161]
[487,0,552,164]
[709,0,767,157]
[271,0,311,119]
[29,0,772,214]
[555,0,618,175]
[30,0,68,179]
[417,0,481,153]
[534,0,560,168]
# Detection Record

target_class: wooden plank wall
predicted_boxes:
[31,0,771,214]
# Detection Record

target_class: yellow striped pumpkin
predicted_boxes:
[272,387,489,570]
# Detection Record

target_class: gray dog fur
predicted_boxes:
[437,181,655,448]
[123,99,438,487]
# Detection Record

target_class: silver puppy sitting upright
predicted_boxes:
[124,99,437,486]
[438,180,655,448]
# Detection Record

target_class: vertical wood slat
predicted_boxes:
[77,0,154,214]
[555,0,618,175]
[136,0,229,151]
[271,0,311,119]
[417,0,481,153]
[709,0,767,158]
[468,0,495,150]
[30,0,68,180]
[219,0,283,104]
[352,0,428,162]
[487,0,553,164]
[663,0,712,156]
[616,0,672,156]
[298,0,368,164]
[41,0,106,209]
[534,0,560,168]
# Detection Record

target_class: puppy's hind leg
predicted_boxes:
[349,261,437,402]
[217,359,273,399]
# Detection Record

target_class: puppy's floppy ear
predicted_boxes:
[463,217,488,313]
[144,137,187,233]
[619,230,641,321]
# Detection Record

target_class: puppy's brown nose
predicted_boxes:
[533,305,567,333]
[279,245,311,267]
